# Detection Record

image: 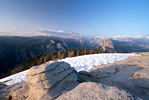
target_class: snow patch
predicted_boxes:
[0,70,28,85]
[0,53,140,85]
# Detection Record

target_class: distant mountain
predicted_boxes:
[92,37,149,52]
[91,38,115,51]
[112,36,149,50]
[0,30,96,41]
[27,30,84,39]
[0,35,149,76]
[0,30,85,40]
[0,36,91,74]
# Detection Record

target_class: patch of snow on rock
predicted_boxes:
[0,70,28,85]
[0,53,140,85]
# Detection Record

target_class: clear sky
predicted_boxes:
[0,0,149,37]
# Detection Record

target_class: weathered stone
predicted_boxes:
[34,68,74,90]
[56,82,142,100]
[27,61,64,76]
[26,62,71,87]
[9,61,79,100]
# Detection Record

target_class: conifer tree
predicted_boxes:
[97,47,101,53]
[80,47,84,55]
[71,51,75,57]
[89,48,93,54]
[68,48,72,57]
[104,49,109,53]
[60,52,65,59]
[76,48,80,56]
[65,49,69,57]
[57,51,61,59]
[94,48,98,54]
[119,50,124,53]
[73,48,76,57]
[84,48,87,55]
[52,51,58,60]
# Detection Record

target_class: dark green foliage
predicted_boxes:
[10,54,51,75]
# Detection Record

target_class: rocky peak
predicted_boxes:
[92,38,115,50]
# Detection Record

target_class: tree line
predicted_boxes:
[0,47,131,79]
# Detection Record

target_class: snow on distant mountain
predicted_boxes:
[0,30,84,39]
[111,35,149,49]
[0,53,140,85]
[26,30,84,39]
[111,35,149,42]
[112,35,144,39]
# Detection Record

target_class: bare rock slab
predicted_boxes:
[56,82,142,100]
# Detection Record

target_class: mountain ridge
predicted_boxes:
[0,35,149,77]
[0,36,91,74]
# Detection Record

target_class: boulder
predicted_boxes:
[56,82,142,100]
[10,61,79,100]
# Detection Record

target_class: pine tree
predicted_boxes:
[44,54,47,64]
[68,48,72,57]
[89,48,93,54]
[97,47,101,53]
[71,51,75,57]
[119,50,124,53]
[57,51,61,59]
[65,49,68,57]
[73,48,76,57]
[52,51,58,60]
[94,48,98,54]
[80,47,84,55]
[76,48,80,56]
[84,48,87,55]
[46,54,51,61]
[60,52,65,59]
[104,49,109,53]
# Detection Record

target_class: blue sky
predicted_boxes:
[0,0,149,37]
